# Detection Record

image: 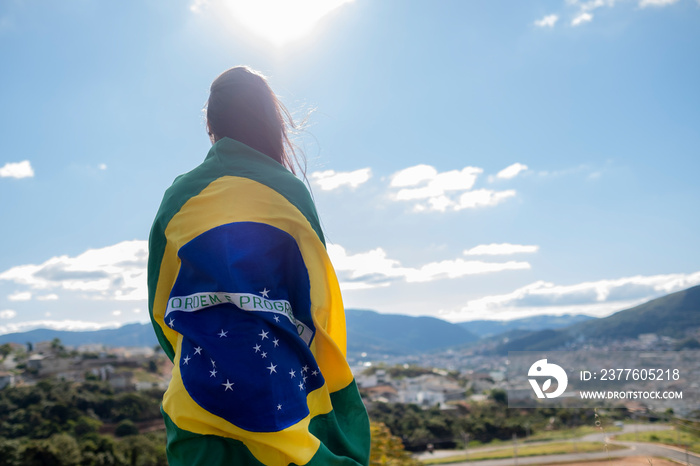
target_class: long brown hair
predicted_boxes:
[206,66,304,175]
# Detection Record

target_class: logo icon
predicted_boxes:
[528,359,568,399]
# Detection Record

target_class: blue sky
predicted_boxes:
[0,0,699,334]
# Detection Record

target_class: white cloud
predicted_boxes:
[37,294,59,301]
[457,189,516,209]
[392,165,481,194]
[576,0,616,13]
[463,243,539,256]
[311,168,371,190]
[534,14,559,27]
[328,243,530,290]
[0,310,17,319]
[408,258,531,283]
[112,310,122,316]
[98,163,107,170]
[572,12,594,25]
[443,271,700,322]
[390,164,439,187]
[327,245,403,290]
[389,164,517,212]
[639,0,679,6]
[0,320,121,335]
[496,163,529,180]
[0,240,148,301]
[8,291,31,301]
[0,160,34,179]
[557,0,679,28]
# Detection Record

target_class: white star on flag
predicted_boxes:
[175,318,323,432]
[168,318,175,328]
[312,370,318,376]
[273,315,280,323]
[260,288,270,298]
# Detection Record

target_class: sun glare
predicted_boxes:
[225,0,354,46]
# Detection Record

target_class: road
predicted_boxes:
[415,424,700,465]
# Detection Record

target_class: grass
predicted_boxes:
[525,425,622,442]
[451,425,623,450]
[421,441,625,464]
[613,429,700,455]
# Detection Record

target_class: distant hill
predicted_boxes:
[0,323,158,348]
[497,285,700,352]
[345,309,478,357]
[458,314,594,339]
[0,310,479,357]
[4,285,695,356]
[572,285,700,340]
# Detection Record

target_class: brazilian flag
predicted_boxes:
[148,138,370,465]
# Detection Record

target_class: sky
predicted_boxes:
[0,0,699,335]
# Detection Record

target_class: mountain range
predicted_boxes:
[1,285,698,355]
[496,284,700,352]
[344,309,478,357]
[0,311,580,355]
[0,323,158,348]
[458,314,594,338]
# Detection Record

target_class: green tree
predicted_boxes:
[490,388,508,405]
[114,420,139,437]
[72,416,102,437]
[51,338,64,352]
[112,392,160,422]
[20,433,81,466]
[369,421,421,466]
[118,434,167,466]
[0,343,11,360]
[0,438,20,466]
[79,434,121,466]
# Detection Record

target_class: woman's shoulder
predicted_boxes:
[160,140,324,243]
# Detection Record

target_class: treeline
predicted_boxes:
[0,378,634,464]
[0,379,166,466]
[368,389,626,451]
[0,379,423,466]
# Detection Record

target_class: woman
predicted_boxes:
[147,66,370,466]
